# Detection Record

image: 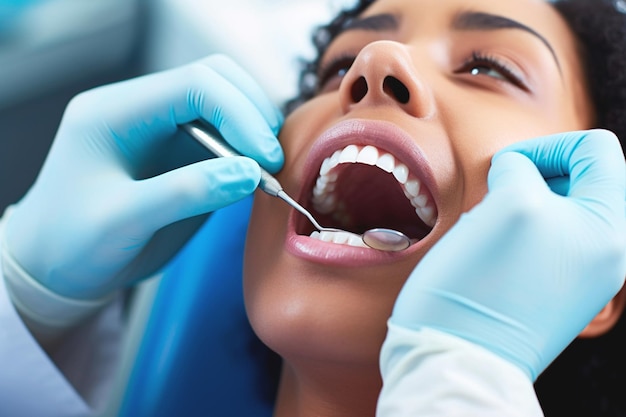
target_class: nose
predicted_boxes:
[339,41,435,119]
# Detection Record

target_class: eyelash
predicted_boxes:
[456,51,527,90]
[316,54,356,91]
[316,50,527,92]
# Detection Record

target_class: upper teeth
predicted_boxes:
[311,144,437,227]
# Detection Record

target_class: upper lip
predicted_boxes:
[295,118,439,238]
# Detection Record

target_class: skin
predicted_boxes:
[243,0,605,415]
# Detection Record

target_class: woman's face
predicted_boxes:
[244,0,592,366]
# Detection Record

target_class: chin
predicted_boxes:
[243,273,396,366]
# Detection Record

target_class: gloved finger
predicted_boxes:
[131,156,261,230]
[200,54,283,135]
[495,130,625,211]
[65,59,284,172]
[182,63,284,173]
[566,130,625,203]
[545,175,569,196]
[491,143,570,196]
[487,151,550,196]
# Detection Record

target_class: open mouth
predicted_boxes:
[295,143,438,247]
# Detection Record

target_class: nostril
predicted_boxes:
[351,76,368,103]
[383,76,410,104]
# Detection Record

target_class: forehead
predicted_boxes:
[362,0,567,29]
[359,0,581,65]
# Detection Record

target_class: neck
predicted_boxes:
[273,359,382,417]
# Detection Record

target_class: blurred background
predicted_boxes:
[0,0,355,211]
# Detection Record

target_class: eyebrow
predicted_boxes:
[453,11,561,72]
[338,10,561,73]
[340,13,398,32]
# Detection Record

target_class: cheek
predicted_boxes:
[444,106,570,210]
[279,96,340,165]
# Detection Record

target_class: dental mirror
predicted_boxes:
[183,122,413,252]
[362,228,412,252]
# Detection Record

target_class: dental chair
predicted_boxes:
[118,197,280,417]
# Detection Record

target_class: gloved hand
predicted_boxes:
[4,54,284,300]
[391,129,626,381]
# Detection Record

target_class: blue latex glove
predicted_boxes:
[4,54,284,300]
[391,129,626,381]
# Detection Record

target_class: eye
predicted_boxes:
[456,51,528,91]
[316,55,356,92]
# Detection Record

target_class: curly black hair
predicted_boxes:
[534,3,626,415]
[285,1,626,416]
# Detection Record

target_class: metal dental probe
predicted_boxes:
[182,121,411,252]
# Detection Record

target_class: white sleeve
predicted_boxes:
[0,214,125,417]
[377,323,544,417]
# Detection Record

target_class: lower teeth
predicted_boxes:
[309,230,368,248]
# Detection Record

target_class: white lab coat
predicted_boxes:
[0,265,124,416]
[0,215,544,417]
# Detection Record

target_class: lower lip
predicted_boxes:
[285,231,410,267]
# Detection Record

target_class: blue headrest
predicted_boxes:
[119,197,279,417]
